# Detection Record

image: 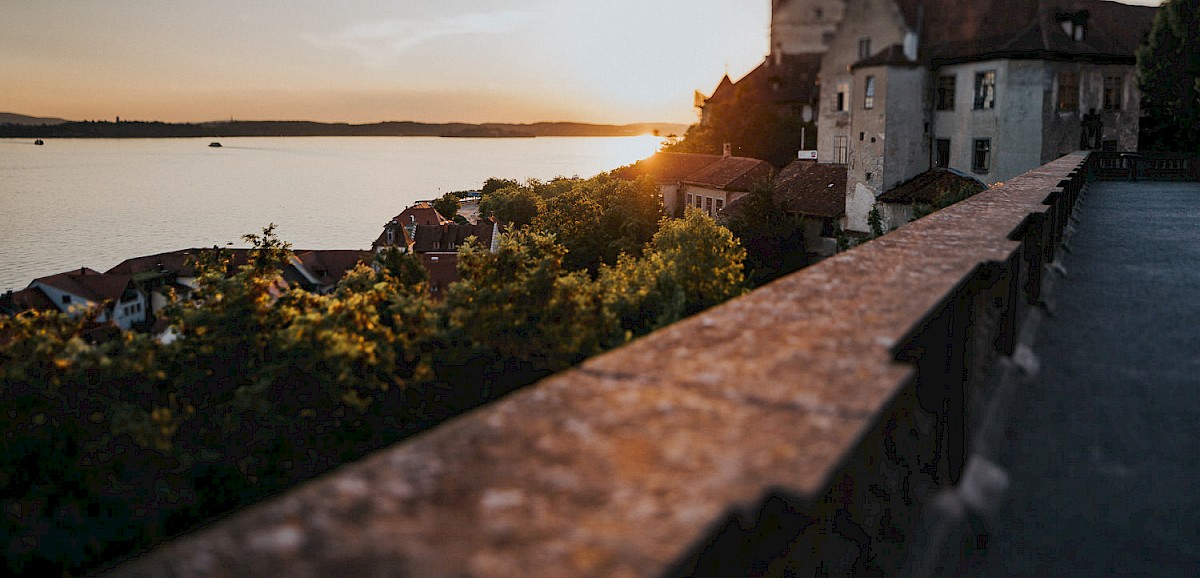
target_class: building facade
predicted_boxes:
[716,0,1156,233]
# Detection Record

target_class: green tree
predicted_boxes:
[478,185,543,227]
[532,175,663,272]
[432,192,461,220]
[720,179,807,287]
[868,204,885,238]
[1137,0,1200,152]
[372,246,428,290]
[649,208,747,319]
[443,229,606,373]
[481,177,519,196]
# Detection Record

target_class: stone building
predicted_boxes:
[704,0,1156,233]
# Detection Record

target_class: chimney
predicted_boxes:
[723,143,732,158]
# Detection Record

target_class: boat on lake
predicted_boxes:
[208,142,222,148]
[34,139,44,146]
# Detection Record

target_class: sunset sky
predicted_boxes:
[2,0,1162,125]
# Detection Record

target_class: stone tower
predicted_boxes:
[770,0,847,57]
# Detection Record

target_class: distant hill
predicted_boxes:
[0,119,689,138]
[0,112,70,125]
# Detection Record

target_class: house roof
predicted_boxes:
[106,248,253,278]
[32,267,134,303]
[412,221,498,253]
[773,161,848,219]
[394,202,451,227]
[612,152,724,184]
[374,220,414,249]
[704,54,823,108]
[418,253,460,298]
[705,74,736,107]
[851,44,921,69]
[878,168,987,204]
[906,0,1156,64]
[684,157,775,192]
[1,287,57,315]
[294,250,372,287]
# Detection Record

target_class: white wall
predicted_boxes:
[932,59,1044,185]
[882,65,929,191]
[815,0,909,165]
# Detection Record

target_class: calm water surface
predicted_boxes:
[0,136,662,290]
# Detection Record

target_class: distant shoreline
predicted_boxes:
[0,119,687,139]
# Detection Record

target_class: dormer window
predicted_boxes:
[1057,11,1088,41]
[1060,20,1084,41]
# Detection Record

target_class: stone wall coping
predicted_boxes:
[108,153,1091,578]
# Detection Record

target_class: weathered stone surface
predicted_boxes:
[108,154,1091,578]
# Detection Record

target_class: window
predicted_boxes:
[834,135,849,164]
[935,139,951,167]
[1103,75,1123,111]
[715,199,724,214]
[864,76,876,110]
[686,193,693,207]
[836,83,849,112]
[1059,19,1085,41]
[973,71,996,110]
[821,218,836,238]
[1057,72,1079,111]
[858,37,872,59]
[705,197,714,216]
[62,295,71,304]
[936,75,956,110]
[973,138,991,173]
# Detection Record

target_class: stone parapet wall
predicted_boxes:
[108,154,1092,578]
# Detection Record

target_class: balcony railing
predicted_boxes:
[110,152,1111,577]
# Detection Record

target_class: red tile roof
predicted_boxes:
[684,157,775,192]
[106,248,253,277]
[419,253,459,299]
[613,152,723,184]
[412,222,498,254]
[1,287,57,315]
[878,169,987,204]
[372,221,413,251]
[394,203,451,226]
[294,250,372,286]
[774,161,848,219]
[32,268,134,303]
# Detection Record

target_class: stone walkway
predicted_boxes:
[979,181,1200,576]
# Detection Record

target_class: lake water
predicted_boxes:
[0,136,663,290]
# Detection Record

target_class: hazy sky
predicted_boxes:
[1,0,1162,125]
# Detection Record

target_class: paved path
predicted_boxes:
[980,181,1200,576]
